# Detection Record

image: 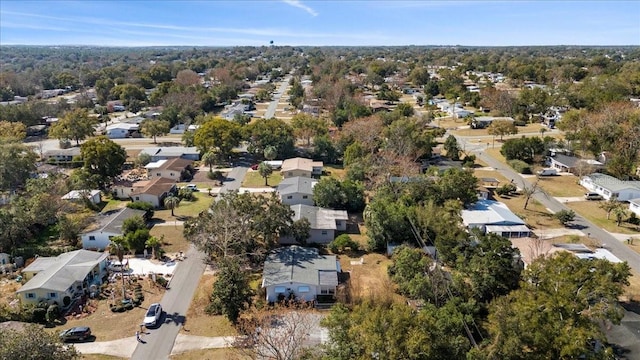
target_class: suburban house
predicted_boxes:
[145,158,194,181]
[139,146,200,162]
[471,116,514,129]
[262,246,340,303]
[16,250,108,306]
[282,204,348,244]
[105,123,139,139]
[281,157,323,178]
[129,177,177,208]
[579,173,640,201]
[81,208,147,250]
[276,176,318,206]
[630,198,640,217]
[43,148,81,163]
[61,190,102,205]
[548,154,603,174]
[461,199,531,238]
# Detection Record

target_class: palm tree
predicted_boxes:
[258,162,273,186]
[145,236,162,260]
[164,195,181,216]
[539,127,547,138]
[264,145,277,161]
[613,207,628,227]
[202,150,217,172]
[109,236,128,300]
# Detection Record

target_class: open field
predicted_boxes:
[566,201,640,235]
[150,225,189,255]
[536,174,585,197]
[241,170,282,188]
[182,274,237,338]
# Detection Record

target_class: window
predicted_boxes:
[170,173,174,177]
[274,286,286,294]
[156,173,161,177]
[89,236,95,241]
[135,197,140,201]
[49,292,57,298]
[302,195,308,199]
[26,293,35,298]
[321,230,328,235]
[320,288,335,295]
[287,195,293,199]
[298,286,310,293]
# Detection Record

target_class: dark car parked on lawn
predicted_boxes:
[59,326,92,342]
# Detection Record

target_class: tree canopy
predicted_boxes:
[80,136,127,189]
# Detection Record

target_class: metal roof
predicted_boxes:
[583,173,640,193]
[277,177,318,196]
[262,246,338,288]
[462,200,526,226]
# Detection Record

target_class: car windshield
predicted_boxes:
[147,305,158,316]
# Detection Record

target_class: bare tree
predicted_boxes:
[522,178,541,210]
[234,308,321,360]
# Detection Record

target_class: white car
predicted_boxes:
[143,303,163,327]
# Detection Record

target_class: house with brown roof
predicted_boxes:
[145,158,195,181]
[130,177,177,208]
[280,157,323,179]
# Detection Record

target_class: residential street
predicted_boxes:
[130,165,249,360]
[264,75,291,119]
[454,134,640,274]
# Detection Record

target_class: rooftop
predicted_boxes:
[290,204,348,230]
[277,176,318,196]
[83,207,147,235]
[462,199,526,226]
[583,173,640,192]
[281,157,323,173]
[262,246,338,288]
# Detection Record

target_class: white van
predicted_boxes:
[537,168,558,176]
[108,261,126,272]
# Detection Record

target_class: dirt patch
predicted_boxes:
[183,274,237,338]
[0,279,21,306]
[338,253,402,304]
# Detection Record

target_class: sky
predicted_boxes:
[1,1,639,47]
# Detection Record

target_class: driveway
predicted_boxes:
[131,163,249,360]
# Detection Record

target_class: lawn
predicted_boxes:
[171,348,247,360]
[241,171,282,188]
[536,174,585,197]
[150,225,189,255]
[623,269,640,302]
[183,274,237,338]
[100,198,128,213]
[473,169,511,185]
[50,277,165,341]
[566,201,640,235]
[498,193,562,230]
[338,252,403,304]
[324,164,346,180]
[152,192,213,222]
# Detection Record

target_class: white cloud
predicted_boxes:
[282,0,318,16]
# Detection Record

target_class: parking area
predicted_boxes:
[126,257,178,276]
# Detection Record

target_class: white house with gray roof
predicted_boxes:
[580,173,640,201]
[461,200,531,238]
[276,176,318,206]
[629,198,640,217]
[81,208,147,250]
[282,205,348,244]
[16,250,108,306]
[139,146,200,162]
[262,246,340,303]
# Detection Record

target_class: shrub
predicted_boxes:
[46,304,59,323]
[208,170,224,180]
[555,210,576,226]
[126,202,155,219]
[628,212,640,225]
[496,183,517,197]
[155,276,168,288]
[508,159,532,174]
[178,188,195,201]
[329,234,359,253]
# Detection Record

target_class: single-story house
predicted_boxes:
[262,246,340,303]
[548,154,603,174]
[130,177,177,208]
[282,204,348,244]
[628,198,640,217]
[461,199,531,238]
[579,173,640,201]
[139,146,200,162]
[105,123,139,139]
[145,158,194,181]
[43,148,81,163]
[276,176,318,206]
[16,250,108,306]
[471,116,514,129]
[81,208,147,250]
[480,177,500,188]
[61,190,102,205]
[281,157,323,179]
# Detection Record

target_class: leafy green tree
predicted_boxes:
[0,324,79,360]
[164,195,181,216]
[122,216,150,254]
[613,207,628,227]
[500,137,545,163]
[364,196,414,251]
[140,119,170,143]
[291,113,328,146]
[0,143,37,191]
[436,168,478,207]
[201,150,218,171]
[0,121,27,142]
[343,141,366,167]
[80,136,127,189]
[263,145,277,161]
[207,258,253,323]
[313,177,345,209]
[443,135,461,160]
[246,118,295,159]
[328,234,359,253]
[288,218,311,244]
[554,209,576,226]
[312,135,338,164]
[48,108,96,146]
[258,162,273,186]
[480,252,630,359]
[487,120,518,141]
[193,116,242,158]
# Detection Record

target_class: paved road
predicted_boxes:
[455,134,640,274]
[131,164,249,360]
[264,75,291,119]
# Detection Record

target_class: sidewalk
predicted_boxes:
[73,334,238,358]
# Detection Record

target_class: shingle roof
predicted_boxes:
[17,250,108,293]
[277,177,318,196]
[281,157,323,173]
[262,246,338,288]
[83,207,147,235]
[130,177,176,197]
[290,204,348,230]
